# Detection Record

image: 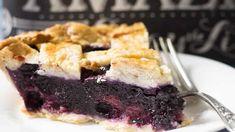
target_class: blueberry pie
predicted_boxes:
[0,22,189,131]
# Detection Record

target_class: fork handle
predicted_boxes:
[183,91,235,132]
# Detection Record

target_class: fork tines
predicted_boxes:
[152,37,196,92]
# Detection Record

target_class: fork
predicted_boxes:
[152,36,235,132]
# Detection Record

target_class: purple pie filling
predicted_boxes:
[82,45,110,52]
[7,64,185,131]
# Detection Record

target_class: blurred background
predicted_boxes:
[0,0,234,67]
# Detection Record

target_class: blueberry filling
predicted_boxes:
[81,65,110,81]
[7,64,184,131]
[82,45,110,52]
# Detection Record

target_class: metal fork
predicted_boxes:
[152,37,235,131]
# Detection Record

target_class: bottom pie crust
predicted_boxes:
[21,106,192,132]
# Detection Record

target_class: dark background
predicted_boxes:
[2,0,235,67]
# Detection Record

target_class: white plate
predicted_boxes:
[0,54,235,132]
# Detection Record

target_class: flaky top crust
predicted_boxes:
[0,22,172,88]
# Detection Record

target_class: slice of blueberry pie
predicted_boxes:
[0,22,190,131]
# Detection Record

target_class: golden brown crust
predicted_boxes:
[105,57,172,88]
[0,22,152,71]
[111,23,147,38]
[0,38,39,70]
[81,47,160,70]
[0,37,22,50]
[92,24,118,36]
[15,31,52,45]
[0,21,171,86]
[38,42,82,79]
[0,22,148,51]
[110,23,149,49]
[44,22,110,48]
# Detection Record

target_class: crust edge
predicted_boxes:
[21,107,192,132]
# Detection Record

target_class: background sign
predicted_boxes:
[2,0,235,66]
